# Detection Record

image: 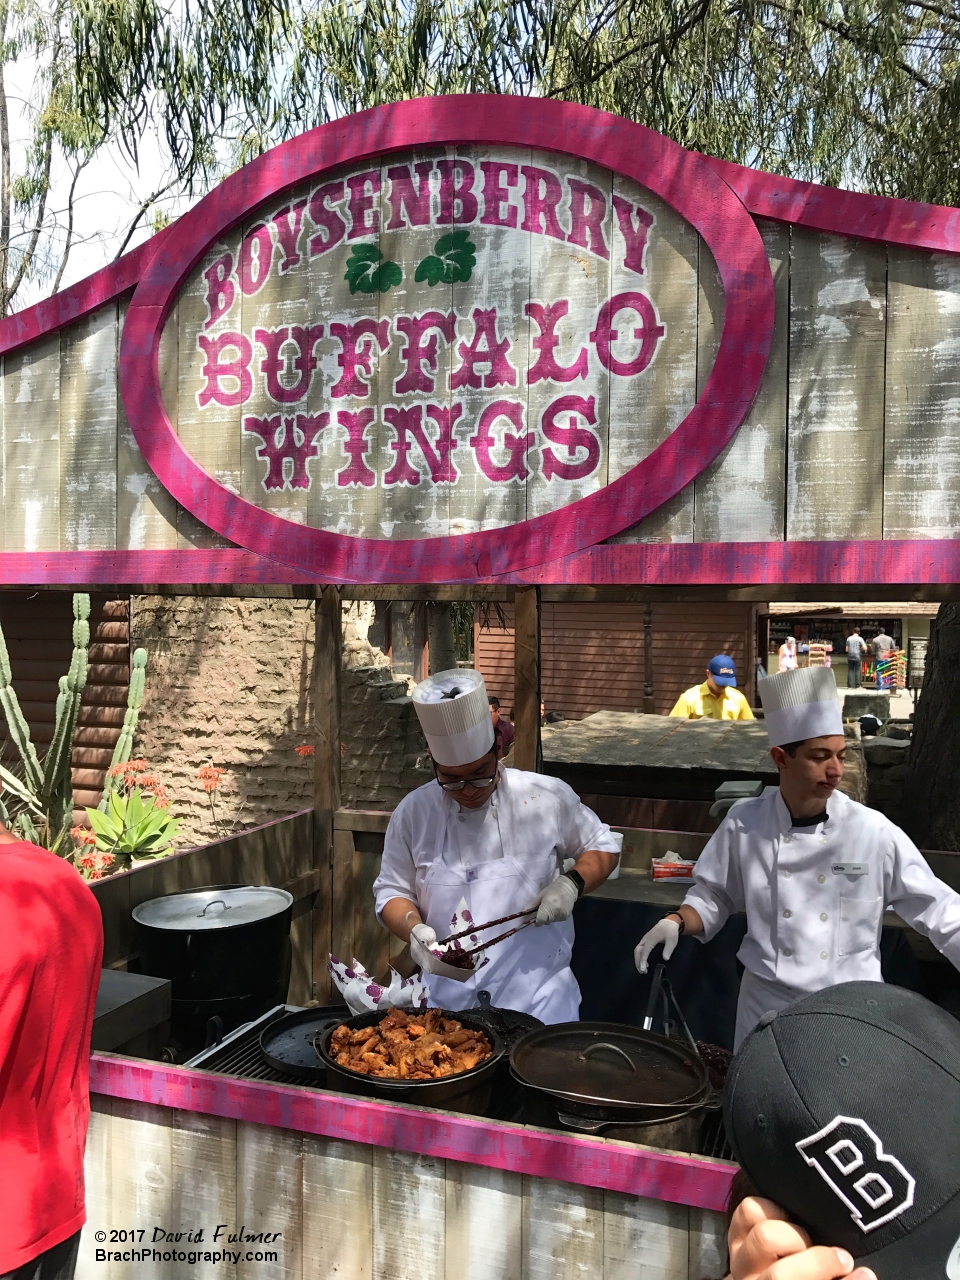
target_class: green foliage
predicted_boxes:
[69,0,960,209]
[415,230,477,286]
[87,787,180,859]
[0,595,150,851]
[344,243,403,294]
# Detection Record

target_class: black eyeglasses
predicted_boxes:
[433,762,498,792]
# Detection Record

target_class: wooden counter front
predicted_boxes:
[81,1052,734,1280]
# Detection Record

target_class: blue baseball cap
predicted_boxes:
[708,655,737,686]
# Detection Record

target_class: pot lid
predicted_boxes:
[132,886,293,931]
[510,1022,709,1109]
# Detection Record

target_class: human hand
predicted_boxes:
[525,874,579,926]
[409,924,472,982]
[727,1197,877,1280]
[633,916,681,973]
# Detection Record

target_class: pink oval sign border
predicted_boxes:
[121,95,775,583]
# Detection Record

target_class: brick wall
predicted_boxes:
[130,597,430,848]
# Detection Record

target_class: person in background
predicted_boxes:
[844,627,867,689]
[543,710,565,725]
[778,636,798,672]
[0,817,103,1280]
[488,695,514,758]
[670,655,754,721]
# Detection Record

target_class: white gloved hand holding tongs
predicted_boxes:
[409,922,473,983]
[634,915,681,974]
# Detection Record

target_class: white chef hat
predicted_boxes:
[412,667,496,766]
[758,666,844,748]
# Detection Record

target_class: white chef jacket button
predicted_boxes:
[783,835,792,843]
[821,951,829,960]
[783,909,792,918]
[783,870,791,878]
[457,814,465,822]
[783,947,792,956]
[820,837,828,845]
[818,874,826,883]
[820,912,828,922]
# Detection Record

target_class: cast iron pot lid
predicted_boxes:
[510,1021,710,1110]
[133,886,294,931]
[260,1006,350,1081]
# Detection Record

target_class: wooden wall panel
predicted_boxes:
[521,1174,604,1280]
[237,1122,303,1280]
[445,1162,523,1280]
[3,332,60,551]
[79,1098,732,1280]
[303,1135,374,1279]
[60,305,118,550]
[607,181,700,545]
[884,247,960,538]
[786,230,886,540]
[119,296,179,550]
[695,220,790,542]
[476,601,755,720]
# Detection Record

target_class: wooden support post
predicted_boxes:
[312,585,341,1002]
[513,587,541,772]
[643,606,655,713]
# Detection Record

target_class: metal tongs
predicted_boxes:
[435,907,538,962]
[642,962,699,1054]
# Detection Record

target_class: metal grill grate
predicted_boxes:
[184,1006,322,1087]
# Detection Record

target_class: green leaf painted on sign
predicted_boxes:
[345,243,403,294]
[415,229,477,286]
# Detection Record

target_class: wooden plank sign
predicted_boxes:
[2,95,960,586]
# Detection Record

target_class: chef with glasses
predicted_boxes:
[373,669,621,1021]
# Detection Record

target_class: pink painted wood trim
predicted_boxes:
[0,227,173,357]
[121,95,775,582]
[706,155,960,255]
[89,1053,736,1212]
[2,539,960,585]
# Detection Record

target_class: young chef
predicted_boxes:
[634,665,960,1048]
[373,668,620,1022]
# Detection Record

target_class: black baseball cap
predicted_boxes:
[724,982,960,1279]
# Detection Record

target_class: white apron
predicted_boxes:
[417,787,581,1024]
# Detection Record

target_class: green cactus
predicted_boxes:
[99,649,148,811]
[41,595,90,842]
[0,610,43,794]
[0,595,151,853]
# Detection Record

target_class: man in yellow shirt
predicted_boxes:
[669,655,754,720]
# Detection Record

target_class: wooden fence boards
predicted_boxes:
[694,219,790,542]
[884,247,960,538]
[786,229,886,540]
[3,331,60,551]
[80,1101,729,1280]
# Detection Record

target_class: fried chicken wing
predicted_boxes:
[329,1010,493,1079]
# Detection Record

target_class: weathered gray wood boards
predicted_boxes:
[78,1097,727,1280]
[5,180,960,554]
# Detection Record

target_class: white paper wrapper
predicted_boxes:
[327,955,429,1016]
[423,897,491,980]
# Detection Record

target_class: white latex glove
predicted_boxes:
[633,916,681,973]
[525,874,580,926]
[409,923,472,983]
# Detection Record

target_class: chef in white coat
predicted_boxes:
[634,665,960,1049]
[373,668,621,1022]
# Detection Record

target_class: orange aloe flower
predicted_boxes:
[295,744,315,757]
[197,764,225,793]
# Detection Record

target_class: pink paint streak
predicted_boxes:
[2,539,960,586]
[89,1053,736,1211]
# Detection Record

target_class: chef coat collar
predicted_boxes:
[773,786,838,835]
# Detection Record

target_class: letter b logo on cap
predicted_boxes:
[796,1116,916,1233]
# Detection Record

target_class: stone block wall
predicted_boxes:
[130,597,430,848]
